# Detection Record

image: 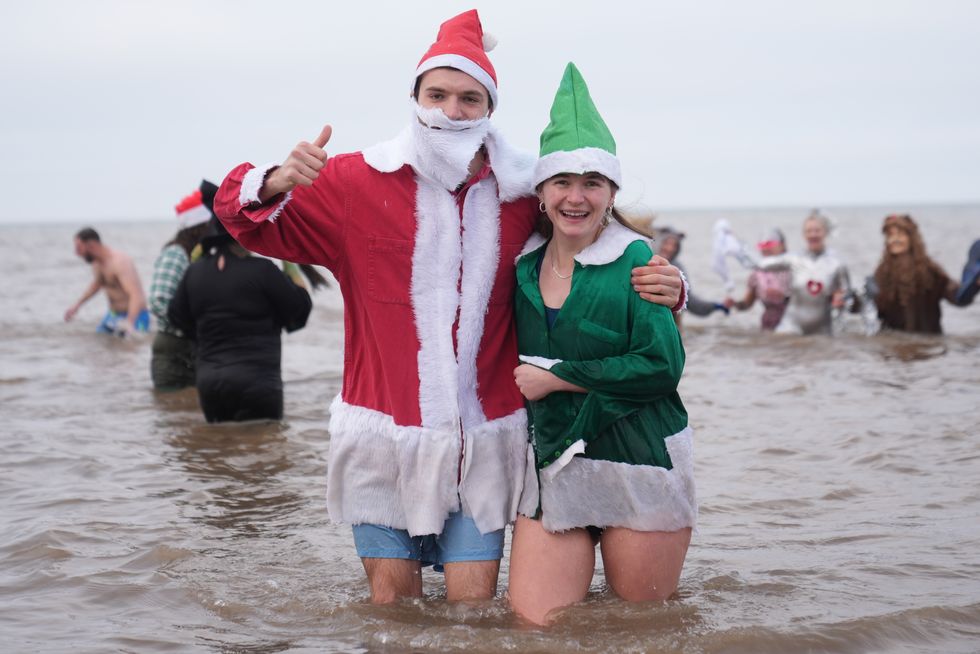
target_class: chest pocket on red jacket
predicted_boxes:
[368,236,414,305]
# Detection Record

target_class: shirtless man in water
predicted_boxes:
[65,227,150,336]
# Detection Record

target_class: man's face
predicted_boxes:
[417,68,490,121]
[74,237,94,263]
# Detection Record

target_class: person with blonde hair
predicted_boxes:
[757,210,852,335]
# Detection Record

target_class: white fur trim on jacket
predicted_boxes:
[574,219,647,266]
[483,126,536,201]
[408,172,507,431]
[675,268,690,314]
[326,396,529,536]
[517,232,546,261]
[527,426,697,533]
[516,220,648,267]
[364,119,534,431]
[411,179,463,428]
[540,439,586,482]
[533,147,622,189]
[240,162,292,222]
[457,409,532,532]
[457,174,503,429]
[327,396,459,536]
[518,354,562,370]
[517,223,688,312]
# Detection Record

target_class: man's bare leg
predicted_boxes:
[361,557,423,604]
[443,560,500,601]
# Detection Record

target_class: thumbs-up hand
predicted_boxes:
[260,125,333,201]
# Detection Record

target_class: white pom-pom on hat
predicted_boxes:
[482,32,497,52]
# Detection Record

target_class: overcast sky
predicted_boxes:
[2,0,978,223]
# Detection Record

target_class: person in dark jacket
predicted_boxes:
[168,217,312,422]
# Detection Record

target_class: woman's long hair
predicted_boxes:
[874,214,946,328]
[165,222,210,256]
[297,264,330,290]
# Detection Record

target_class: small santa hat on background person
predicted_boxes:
[533,62,622,189]
[757,227,786,250]
[415,9,498,108]
[174,179,217,230]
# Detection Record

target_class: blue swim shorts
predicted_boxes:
[97,309,151,334]
[352,511,504,570]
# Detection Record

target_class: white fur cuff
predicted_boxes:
[239,162,280,206]
[675,269,690,314]
[519,354,563,370]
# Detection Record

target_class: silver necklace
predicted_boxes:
[550,250,573,279]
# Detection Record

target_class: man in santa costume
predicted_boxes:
[213,9,684,603]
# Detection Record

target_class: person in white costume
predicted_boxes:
[758,210,851,335]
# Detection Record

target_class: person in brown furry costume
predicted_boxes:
[873,214,965,333]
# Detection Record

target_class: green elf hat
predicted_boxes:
[533,62,622,189]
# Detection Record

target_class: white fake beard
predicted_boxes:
[411,102,491,191]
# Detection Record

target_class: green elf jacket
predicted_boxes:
[514,221,698,533]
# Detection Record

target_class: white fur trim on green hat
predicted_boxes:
[532,147,622,188]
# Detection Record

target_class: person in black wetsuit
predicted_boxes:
[168,216,313,422]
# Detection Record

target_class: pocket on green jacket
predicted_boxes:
[577,319,628,358]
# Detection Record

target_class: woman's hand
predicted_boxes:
[514,364,561,401]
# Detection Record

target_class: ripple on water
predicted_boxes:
[3,217,980,652]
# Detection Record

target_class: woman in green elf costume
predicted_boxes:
[508,63,697,625]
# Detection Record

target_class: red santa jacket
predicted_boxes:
[214,125,538,536]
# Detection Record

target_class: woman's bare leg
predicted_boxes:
[507,516,595,625]
[599,527,691,601]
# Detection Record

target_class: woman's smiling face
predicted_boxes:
[539,172,615,244]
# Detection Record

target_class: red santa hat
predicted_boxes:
[415,9,499,108]
[174,188,212,230]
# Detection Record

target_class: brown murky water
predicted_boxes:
[2,206,978,653]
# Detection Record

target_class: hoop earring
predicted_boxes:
[602,206,612,227]
[539,201,547,213]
